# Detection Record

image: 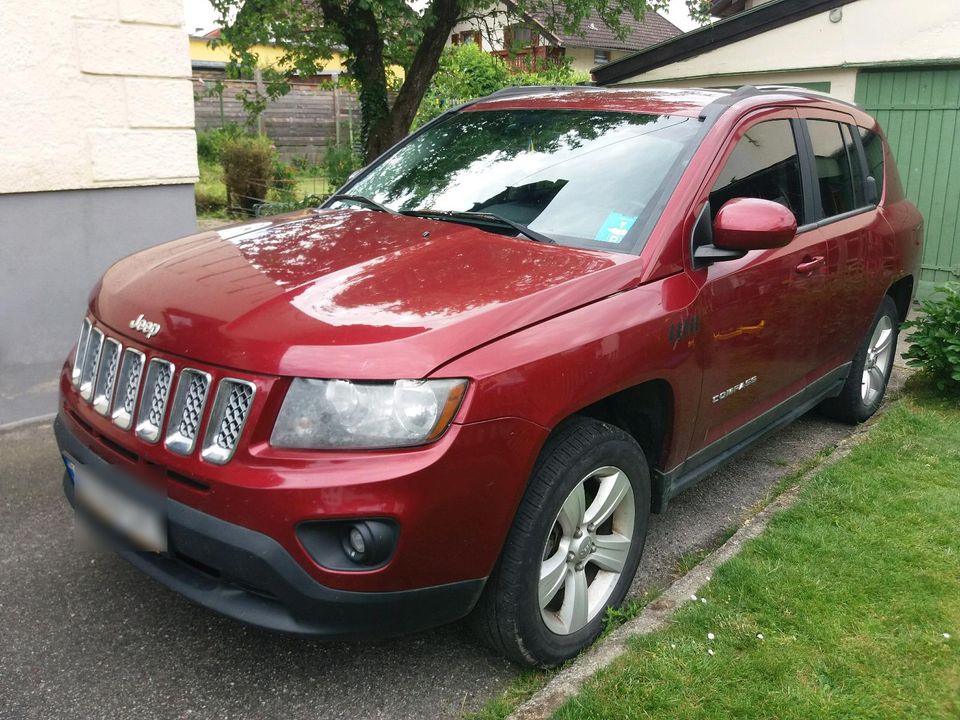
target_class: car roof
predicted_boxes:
[465,85,872,125]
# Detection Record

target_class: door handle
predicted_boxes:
[795,256,825,274]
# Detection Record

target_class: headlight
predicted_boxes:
[270,378,468,450]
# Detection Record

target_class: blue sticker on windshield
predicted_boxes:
[595,213,637,244]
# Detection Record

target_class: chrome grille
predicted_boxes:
[92,338,122,415]
[71,319,91,387]
[135,359,175,443]
[68,319,255,464]
[201,379,256,465]
[111,348,145,430]
[79,328,104,401]
[164,369,211,455]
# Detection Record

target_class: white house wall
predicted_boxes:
[0,0,199,426]
[0,0,198,195]
[615,0,960,102]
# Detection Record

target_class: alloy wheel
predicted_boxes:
[538,466,635,635]
[861,315,894,406]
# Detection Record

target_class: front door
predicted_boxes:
[688,111,836,458]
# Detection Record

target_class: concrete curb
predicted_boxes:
[0,412,56,435]
[507,416,881,720]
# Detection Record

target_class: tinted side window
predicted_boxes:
[710,119,804,222]
[806,119,863,218]
[858,127,885,192]
[841,124,866,207]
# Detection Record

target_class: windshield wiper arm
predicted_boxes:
[327,194,396,214]
[400,209,556,244]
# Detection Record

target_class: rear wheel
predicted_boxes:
[471,417,650,666]
[820,295,899,424]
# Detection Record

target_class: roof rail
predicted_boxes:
[698,85,762,121]
[752,84,865,111]
[482,85,585,100]
[697,83,864,123]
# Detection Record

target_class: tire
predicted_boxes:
[819,295,899,424]
[470,417,650,667]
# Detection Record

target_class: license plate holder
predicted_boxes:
[65,454,168,554]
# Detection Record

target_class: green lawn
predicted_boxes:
[553,387,960,719]
[195,160,331,218]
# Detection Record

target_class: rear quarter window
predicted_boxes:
[858,127,886,194]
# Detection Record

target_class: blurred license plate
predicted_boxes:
[67,456,167,553]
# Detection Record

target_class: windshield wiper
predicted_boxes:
[400,209,556,244]
[326,194,397,214]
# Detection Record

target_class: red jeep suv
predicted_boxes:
[56,85,922,666]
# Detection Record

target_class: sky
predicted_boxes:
[182,0,702,36]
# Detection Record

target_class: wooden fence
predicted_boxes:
[192,74,360,164]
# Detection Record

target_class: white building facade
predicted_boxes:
[0,0,199,425]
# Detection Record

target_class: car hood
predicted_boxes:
[92,209,642,378]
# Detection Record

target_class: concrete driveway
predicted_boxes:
[0,356,909,720]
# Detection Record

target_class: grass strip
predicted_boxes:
[555,391,960,719]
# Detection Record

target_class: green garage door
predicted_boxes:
[856,68,960,297]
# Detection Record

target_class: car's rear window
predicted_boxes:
[345,109,701,252]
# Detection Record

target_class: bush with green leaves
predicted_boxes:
[903,283,960,393]
[414,43,589,128]
[196,124,247,164]
[324,142,361,191]
[221,135,276,214]
[271,158,299,203]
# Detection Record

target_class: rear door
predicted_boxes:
[794,109,889,374]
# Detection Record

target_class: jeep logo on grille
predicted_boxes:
[129,313,161,339]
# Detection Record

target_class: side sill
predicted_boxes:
[651,363,851,513]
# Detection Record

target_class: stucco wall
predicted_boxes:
[0,0,198,195]
[614,0,960,98]
[566,47,632,76]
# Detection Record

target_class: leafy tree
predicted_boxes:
[211,0,711,162]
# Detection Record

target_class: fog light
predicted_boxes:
[347,526,367,559]
[298,518,399,571]
[339,520,395,566]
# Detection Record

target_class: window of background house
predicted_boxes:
[858,127,885,195]
[594,50,611,65]
[806,119,865,218]
[504,24,533,47]
[451,30,480,46]
[709,119,805,222]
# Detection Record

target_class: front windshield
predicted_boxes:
[344,108,700,252]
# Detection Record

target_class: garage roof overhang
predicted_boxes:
[593,0,860,86]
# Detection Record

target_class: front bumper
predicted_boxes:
[56,416,485,639]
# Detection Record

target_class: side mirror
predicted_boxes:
[713,197,797,251]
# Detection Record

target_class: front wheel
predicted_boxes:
[820,295,899,424]
[470,418,650,667]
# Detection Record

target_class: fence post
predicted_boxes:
[334,85,341,147]
[254,67,266,136]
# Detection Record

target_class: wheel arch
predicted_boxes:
[886,275,914,323]
[552,379,675,513]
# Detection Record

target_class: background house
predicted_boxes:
[0,0,198,426]
[189,30,352,82]
[448,2,680,74]
[593,0,960,298]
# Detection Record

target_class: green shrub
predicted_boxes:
[903,283,960,393]
[414,43,589,127]
[255,194,327,217]
[271,158,298,203]
[415,44,510,127]
[196,124,247,164]
[324,142,361,191]
[221,135,276,214]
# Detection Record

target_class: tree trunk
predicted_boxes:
[362,0,464,162]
